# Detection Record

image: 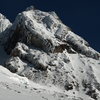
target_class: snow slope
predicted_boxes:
[0,65,92,100]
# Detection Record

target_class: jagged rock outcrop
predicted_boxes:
[65,31,100,60]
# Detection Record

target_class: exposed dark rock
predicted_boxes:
[5,57,26,73]
[65,83,73,91]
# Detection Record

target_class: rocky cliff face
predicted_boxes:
[0,6,100,100]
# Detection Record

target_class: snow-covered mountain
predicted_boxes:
[0,6,100,100]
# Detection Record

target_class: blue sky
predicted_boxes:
[0,0,100,51]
